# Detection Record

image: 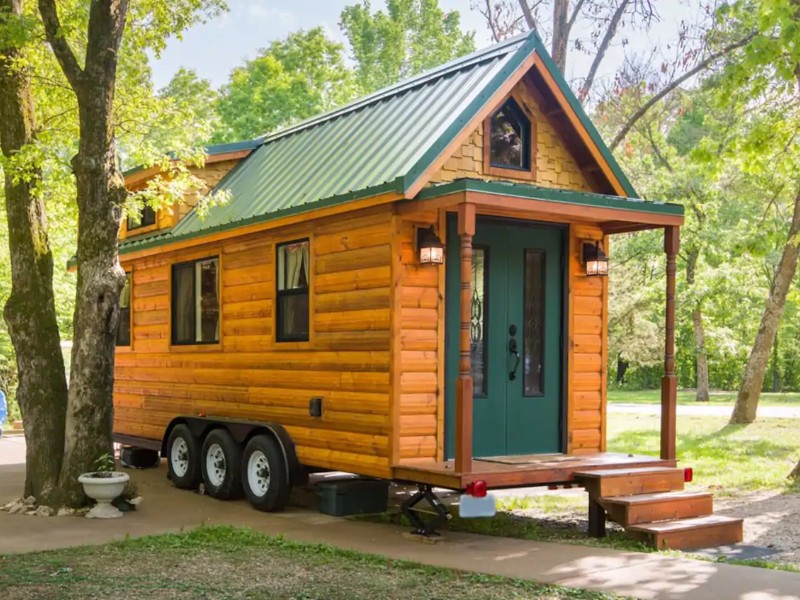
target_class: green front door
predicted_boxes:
[445,217,564,458]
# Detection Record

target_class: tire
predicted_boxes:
[201,429,243,500]
[241,434,291,512]
[167,424,200,490]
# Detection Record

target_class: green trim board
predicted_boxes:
[417,178,684,217]
[118,179,404,255]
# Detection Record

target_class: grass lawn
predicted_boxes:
[608,389,800,406]
[0,526,622,600]
[608,413,800,495]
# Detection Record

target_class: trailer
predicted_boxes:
[110,31,742,548]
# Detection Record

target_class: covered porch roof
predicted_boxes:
[406,178,684,232]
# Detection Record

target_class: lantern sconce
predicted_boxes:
[417,225,445,265]
[582,240,609,277]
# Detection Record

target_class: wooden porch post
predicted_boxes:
[661,226,680,461]
[455,204,475,474]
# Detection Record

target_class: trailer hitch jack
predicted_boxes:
[401,484,450,538]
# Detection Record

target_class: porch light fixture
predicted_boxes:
[417,226,445,265]
[582,241,609,277]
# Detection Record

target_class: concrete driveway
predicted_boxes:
[1,435,799,600]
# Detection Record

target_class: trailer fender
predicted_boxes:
[161,417,306,486]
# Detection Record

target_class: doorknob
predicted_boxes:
[508,337,521,381]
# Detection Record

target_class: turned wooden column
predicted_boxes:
[455,204,475,474]
[661,226,680,461]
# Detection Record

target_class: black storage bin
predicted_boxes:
[316,478,390,516]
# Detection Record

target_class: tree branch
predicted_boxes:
[37,0,84,91]
[578,0,631,103]
[610,32,757,151]
[517,0,536,31]
[567,0,588,34]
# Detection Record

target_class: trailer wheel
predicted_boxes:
[167,424,200,490]
[201,429,243,500]
[242,434,291,512]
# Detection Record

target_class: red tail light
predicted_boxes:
[465,480,488,498]
[684,467,693,483]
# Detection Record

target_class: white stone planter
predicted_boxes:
[78,471,130,519]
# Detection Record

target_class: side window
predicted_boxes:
[127,205,156,231]
[171,257,220,345]
[276,239,310,342]
[116,273,131,347]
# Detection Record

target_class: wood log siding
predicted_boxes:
[394,209,443,464]
[430,80,592,192]
[567,223,608,454]
[114,205,395,478]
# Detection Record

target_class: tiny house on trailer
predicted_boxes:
[113,32,742,548]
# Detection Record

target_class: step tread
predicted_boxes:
[575,467,683,479]
[627,515,742,533]
[602,491,712,506]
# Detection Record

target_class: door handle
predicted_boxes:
[508,337,520,381]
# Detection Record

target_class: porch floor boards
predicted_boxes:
[393,452,676,490]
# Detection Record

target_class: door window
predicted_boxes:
[470,247,487,395]
[523,250,545,396]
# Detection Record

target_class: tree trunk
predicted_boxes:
[791,460,800,480]
[551,0,569,72]
[692,308,710,402]
[731,186,800,424]
[39,0,130,505]
[0,0,69,505]
[685,248,709,402]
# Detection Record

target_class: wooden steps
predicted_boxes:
[575,467,743,550]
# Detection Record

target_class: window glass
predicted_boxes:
[489,99,530,170]
[116,273,131,346]
[127,205,156,231]
[523,250,545,396]
[470,247,487,395]
[276,240,310,341]
[172,257,219,345]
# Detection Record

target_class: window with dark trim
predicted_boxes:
[127,205,156,231]
[489,98,531,171]
[470,246,488,396]
[276,239,310,342]
[116,273,131,347]
[171,257,220,345]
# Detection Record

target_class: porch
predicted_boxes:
[394,452,675,490]
[397,178,684,488]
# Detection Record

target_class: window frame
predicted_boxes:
[116,271,132,348]
[483,92,537,181]
[275,238,311,343]
[126,204,158,233]
[170,255,221,347]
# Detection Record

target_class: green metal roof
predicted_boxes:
[417,178,683,216]
[120,30,639,254]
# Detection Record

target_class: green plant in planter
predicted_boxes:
[89,452,117,478]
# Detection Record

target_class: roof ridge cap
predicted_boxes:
[256,33,530,145]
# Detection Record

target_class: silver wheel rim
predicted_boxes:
[171,438,189,478]
[247,450,270,497]
[206,443,226,487]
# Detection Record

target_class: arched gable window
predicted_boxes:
[484,96,535,179]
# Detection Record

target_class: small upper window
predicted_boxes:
[171,257,220,345]
[116,273,132,347]
[489,98,531,170]
[276,239,310,342]
[127,205,156,231]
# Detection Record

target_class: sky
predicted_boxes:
[150,1,696,92]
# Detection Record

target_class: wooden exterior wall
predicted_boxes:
[567,224,608,454]
[430,80,592,192]
[115,204,396,479]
